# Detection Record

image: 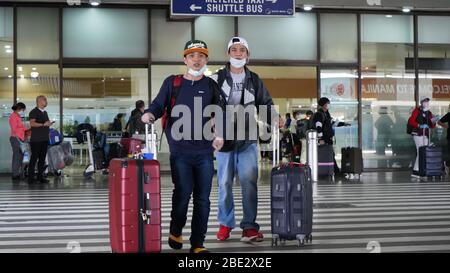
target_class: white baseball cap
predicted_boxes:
[227,37,249,52]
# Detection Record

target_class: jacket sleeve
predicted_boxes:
[210,80,226,139]
[255,75,276,127]
[408,108,419,128]
[313,112,325,139]
[145,76,172,121]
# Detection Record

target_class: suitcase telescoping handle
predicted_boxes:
[144,123,157,160]
[272,125,280,168]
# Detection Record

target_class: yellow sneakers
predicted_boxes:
[168,234,183,250]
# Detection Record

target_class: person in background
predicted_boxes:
[408,98,436,178]
[110,113,124,132]
[437,104,450,173]
[296,110,314,163]
[284,113,292,131]
[28,95,53,184]
[125,100,146,135]
[313,97,341,175]
[9,102,28,181]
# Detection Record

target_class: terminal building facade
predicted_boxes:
[0,0,450,172]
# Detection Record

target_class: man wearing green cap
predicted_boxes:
[142,40,225,253]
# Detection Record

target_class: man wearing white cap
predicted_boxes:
[210,37,275,243]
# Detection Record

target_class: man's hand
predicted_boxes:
[212,137,224,152]
[141,112,155,124]
[44,121,52,127]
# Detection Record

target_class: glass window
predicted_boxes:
[320,14,357,63]
[63,8,148,58]
[62,68,148,136]
[17,8,59,60]
[238,13,317,60]
[151,9,191,62]
[362,14,413,44]
[17,65,60,132]
[194,16,234,62]
[320,68,359,165]
[361,14,415,169]
[418,16,450,164]
[0,7,13,173]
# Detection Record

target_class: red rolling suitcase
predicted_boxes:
[109,124,161,253]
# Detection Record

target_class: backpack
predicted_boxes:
[49,129,62,146]
[161,75,183,133]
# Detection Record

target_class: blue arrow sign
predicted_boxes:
[171,0,295,17]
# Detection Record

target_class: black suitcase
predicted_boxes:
[341,147,363,175]
[271,164,313,247]
[318,144,334,177]
[419,145,443,177]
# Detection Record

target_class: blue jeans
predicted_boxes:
[216,143,259,230]
[169,152,214,247]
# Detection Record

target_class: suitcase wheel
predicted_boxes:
[271,238,278,247]
[298,238,305,247]
[271,234,279,247]
[54,170,62,177]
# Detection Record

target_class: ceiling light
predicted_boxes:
[402,7,411,13]
[4,45,11,49]
[386,15,393,18]
[8,75,12,78]
[303,5,313,11]
[120,78,124,81]
[5,49,12,53]
[20,75,25,79]
[30,71,39,78]
[18,66,23,72]
[4,67,8,71]
[64,98,69,101]
[89,0,100,6]
[32,67,37,71]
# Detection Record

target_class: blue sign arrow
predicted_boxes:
[171,0,295,17]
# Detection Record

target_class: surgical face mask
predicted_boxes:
[422,102,430,111]
[230,57,246,68]
[18,111,24,117]
[188,65,207,77]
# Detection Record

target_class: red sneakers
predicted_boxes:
[241,229,264,242]
[216,225,233,241]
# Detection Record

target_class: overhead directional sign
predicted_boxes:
[171,0,295,17]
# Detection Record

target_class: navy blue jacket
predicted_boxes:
[146,75,224,155]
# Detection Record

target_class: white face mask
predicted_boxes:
[230,57,246,69]
[18,111,24,117]
[188,65,207,77]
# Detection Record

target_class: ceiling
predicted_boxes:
[4,0,450,11]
